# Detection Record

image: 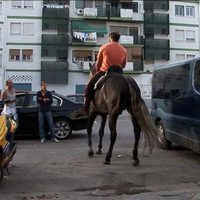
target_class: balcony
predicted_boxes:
[124,60,144,73]
[120,9,133,19]
[84,8,97,17]
[144,13,169,24]
[43,0,69,8]
[42,7,69,19]
[144,0,169,11]
[42,34,68,46]
[42,35,68,59]
[42,19,68,33]
[41,61,68,84]
[145,38,169,49]
[144,38,169,61]
[120,35,143,45]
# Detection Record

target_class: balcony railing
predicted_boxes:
[124,60,144,72]
[144,0,169,11]
[145,38,169,49]
[41,61,68,84]
[120,35,143,45]
[42,7,69,19]
[144,13,169,24]
[42,35,68,46]
[84,8,97,17]
[42,19,68,33]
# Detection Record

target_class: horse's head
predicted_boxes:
[89,63,97,78]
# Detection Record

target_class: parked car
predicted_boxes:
[0,92,88,139]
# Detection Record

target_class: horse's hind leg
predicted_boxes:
[96,114,107,154]
[104,114,118,165]
[131,116,141,166]
[87,112,97,157]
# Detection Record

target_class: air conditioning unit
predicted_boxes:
[77,9,84,15]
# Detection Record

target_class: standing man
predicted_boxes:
[37,81,59,143]
[84,32,127,113]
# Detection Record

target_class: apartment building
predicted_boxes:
[0,0,199,100]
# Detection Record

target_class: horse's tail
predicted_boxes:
[125,76,158,153]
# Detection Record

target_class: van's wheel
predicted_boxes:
[54,118,72,139]
[0,166,3,184]
[157,121,172,150]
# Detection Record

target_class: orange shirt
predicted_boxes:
[96,42,127,72]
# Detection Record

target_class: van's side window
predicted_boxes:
[194,61,200,92]
[164,64,190,99]
[152,70,165,99]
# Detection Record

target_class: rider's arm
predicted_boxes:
[122,49,127,68]
[95,46,103,72]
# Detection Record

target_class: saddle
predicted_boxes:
[94,66,123,90]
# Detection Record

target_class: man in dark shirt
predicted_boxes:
[37,81,59,143]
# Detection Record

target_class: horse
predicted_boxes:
[86,65,158,166]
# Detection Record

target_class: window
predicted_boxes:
[23,23,34,35]
[175,30,184,41]
[110,26,138,37]
[175,5,184,16]
[186,30,195,41]
[9,49,20,61]
[175,5,195,17]
[11,0,22,8]
[52,97,61,106]
[22,49,33,61]
[12,0,33,9]
[194,61,200,92]
[24,0,33,8]
[175,54,185,61]
[9,49,33,62]
[186,6,194,17]
[0,2,2,14]
[10,23,21,35]
[85,0,93,8]
[10,22,34,36]
[72,50,93,63]
[186,54,195,59]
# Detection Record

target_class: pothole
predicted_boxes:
[72,183,151,197]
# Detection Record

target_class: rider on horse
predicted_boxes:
[84,32,127,113]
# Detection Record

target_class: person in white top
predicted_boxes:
[1,79,17,121]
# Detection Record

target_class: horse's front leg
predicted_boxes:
[132,118,141,166]
[96,115,107,154]
[87,112,97,157]
[104,115,118,164]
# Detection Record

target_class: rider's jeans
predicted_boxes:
[38,111,55,139]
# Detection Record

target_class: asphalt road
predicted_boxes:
[1,112,200,200]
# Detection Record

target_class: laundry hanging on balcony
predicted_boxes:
[73,32,97,42]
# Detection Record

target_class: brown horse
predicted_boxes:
[87,66,158,165]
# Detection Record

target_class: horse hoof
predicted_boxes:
[103,160,110,165]
[88,150,94,157]
[96,149,102,154]
[132,160,139,166]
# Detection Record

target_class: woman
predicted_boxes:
[1,79,17,121]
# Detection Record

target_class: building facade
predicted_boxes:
[0,0,199,100]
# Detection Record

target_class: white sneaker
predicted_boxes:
[52,138,59,143]
[40,138,45,143]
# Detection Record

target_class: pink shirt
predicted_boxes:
[96,42,127,72]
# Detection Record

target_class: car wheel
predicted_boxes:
[157,121,172,150]
[54,118,72,139]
